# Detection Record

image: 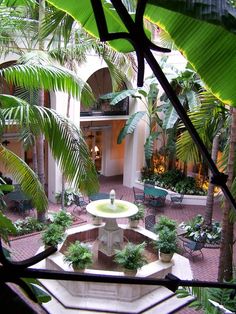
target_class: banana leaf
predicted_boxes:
[46,0,236,106]
[117,111,145,144]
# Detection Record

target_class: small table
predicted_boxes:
[6,190,32,214]
[89,193,110,201]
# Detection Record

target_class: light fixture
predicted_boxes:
[91,145,99,153]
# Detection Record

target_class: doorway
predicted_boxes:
[85,130,102,173]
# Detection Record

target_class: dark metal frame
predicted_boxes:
[0,0,235,306]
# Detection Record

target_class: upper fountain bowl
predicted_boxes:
[86,199,138,219]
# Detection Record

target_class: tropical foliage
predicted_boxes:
[106,77,160,166]
[179,214,222,245]
[13,217,45,236]
[141,169,206,195]
[177,280,236,313]
[47,0,236,107]
[41,223,65,247]
[51,210,73,229]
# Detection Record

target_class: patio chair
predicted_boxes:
[132,187,145,204]
[18,199,34,215]
[144,214,156,232]
[182,238,205,260]
[170,193,184,207]
[73,194,89,214]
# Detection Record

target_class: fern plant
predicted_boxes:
[114,242,147,270]
[64,241,93,270]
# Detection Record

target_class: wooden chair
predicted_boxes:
[132,187,145,203]
[144,214,156,232]
[170,193,184,207]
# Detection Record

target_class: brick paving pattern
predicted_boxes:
[4,175,236,314]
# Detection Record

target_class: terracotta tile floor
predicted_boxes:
[4,175,236,314]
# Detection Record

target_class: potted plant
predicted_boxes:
[41,223,65,248]
[114,242,147,275]
[154,227,178,262]
[52,210,73,230]
[91,215,103,225]
[64,240,93,271]
[154,215,177,233]
[129,204,145,228]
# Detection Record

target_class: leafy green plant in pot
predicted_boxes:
[64,240,93,271]
[52,210,73,230]
[154,215,177,234]
[155,227,178,263]
[129,204,145,228]
[41,223,65,248]
[114,242,147,275]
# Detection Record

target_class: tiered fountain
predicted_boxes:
[86,189,138,261]
[35,190,193,313]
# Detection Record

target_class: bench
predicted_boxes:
[144,184,168,207]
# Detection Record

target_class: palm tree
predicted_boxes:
[0,60,99,222]
[177,92,229,223]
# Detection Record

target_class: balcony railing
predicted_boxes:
[80,97,129,117]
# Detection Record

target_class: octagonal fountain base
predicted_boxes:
[34,223,193,313]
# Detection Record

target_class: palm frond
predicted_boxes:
[0,94,29,108]
[2,104,99,195]
[0,145,48,212]
[1,60,94,104]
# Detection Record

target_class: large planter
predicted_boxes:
[159,252,174,263]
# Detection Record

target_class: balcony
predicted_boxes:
[80,95,129,117]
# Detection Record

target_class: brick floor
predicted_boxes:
[4,174,236,314]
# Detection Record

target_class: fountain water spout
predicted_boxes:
[110,189,116,209]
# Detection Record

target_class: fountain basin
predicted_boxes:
[45,224,172,302]
[86,199,138,218]
[36,224,193,313]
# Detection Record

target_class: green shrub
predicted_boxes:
[41,223,65,247]
[114,242,147,270]
[141,168,207,196]
[154,227,178,254]
[52,210,73,229]
[64,241,93,269]
[154,215,177,234]
[14,217,45,236]
[174,177,205,195]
